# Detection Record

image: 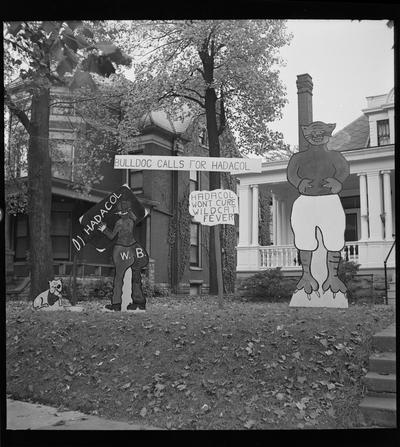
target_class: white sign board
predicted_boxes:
[189,189,239,226]
[114,155,262,173]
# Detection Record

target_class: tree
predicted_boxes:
[124,20,291,294]
[4,21,132,299]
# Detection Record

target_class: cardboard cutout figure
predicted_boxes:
[33,279,83,311]
[287,121,350,308]
[97,199,149,312]
[73,185,149,312]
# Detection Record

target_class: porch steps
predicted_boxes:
[359,323,396,427]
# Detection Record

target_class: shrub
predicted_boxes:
[338,260,360,302]
[153,284,170,297]
[62,278,113,302]
[239,268,296,302]
[141,275,155,299]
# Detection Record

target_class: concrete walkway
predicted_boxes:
[7,399,161,430]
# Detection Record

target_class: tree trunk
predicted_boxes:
[204,86,222,295]
[27,86,54,300]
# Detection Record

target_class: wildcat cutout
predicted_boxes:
[33,279,63,309]
[301,121,336,146]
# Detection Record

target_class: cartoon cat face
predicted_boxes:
[301,121,336,145]
[49,279,62,296]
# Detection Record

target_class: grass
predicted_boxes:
[6,296,395,430]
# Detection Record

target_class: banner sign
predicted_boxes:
[114,155,262,173]
[189,189,239,226]
[71,184,146,252]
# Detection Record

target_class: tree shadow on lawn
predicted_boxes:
[6,299,394,430]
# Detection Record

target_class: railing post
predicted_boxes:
[384,260,388,305]
[383,238,395,306]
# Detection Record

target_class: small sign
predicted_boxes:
[114,155,262,173]
[189,189,239,226]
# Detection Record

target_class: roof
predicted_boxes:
[140,110,193,135]
[365,87,394,109]
[327,114,370,152]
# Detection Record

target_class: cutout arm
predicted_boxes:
[103,221,121,240]
[287,154,302,188]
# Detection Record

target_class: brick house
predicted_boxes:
[5,82,239,298]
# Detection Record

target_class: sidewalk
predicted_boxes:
[7,399,161,430]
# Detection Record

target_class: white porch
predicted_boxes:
[237,145,395,272]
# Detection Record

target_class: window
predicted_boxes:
[50,97,75,116]
[344,213,358,242]
[14,214,29,261]
[129,170,144,194]
[190,222,201,266]
[198,127,208,147]
[51,141,74,180]
[377,119,390,146]
[189,170,201,267]
[51,211,71,260]
[189,170,199,193]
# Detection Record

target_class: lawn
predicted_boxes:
[6,296,395,430]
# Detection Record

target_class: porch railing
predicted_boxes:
[259,242,360,269]
[53,261,115,277]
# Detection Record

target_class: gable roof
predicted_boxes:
[140,110,193,135]
[327,114,370,152]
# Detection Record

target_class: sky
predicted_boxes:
[269,19,394,148]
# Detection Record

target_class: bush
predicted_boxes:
[141,275,155,299]
[141,277,170,298]
[153,284,170,297]
[239,268,296,302]
[62,274,159,302]
[338,260,360,302]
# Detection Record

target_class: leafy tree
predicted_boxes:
[124,20,291,294]
[4,21,131,299]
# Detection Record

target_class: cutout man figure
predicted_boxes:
[98,200,149,312]
[287,121,350,307]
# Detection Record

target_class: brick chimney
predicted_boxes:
[296,73,313,151]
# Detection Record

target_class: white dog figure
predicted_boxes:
[33,279,63,310]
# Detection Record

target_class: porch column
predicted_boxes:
[358,173,369,240]
[381,170,393,240]
[238,184,252,246]
[251,184,259,246]
[366,171,383,240]
[280,200,287,245]
[276,198,282,245]
[272,193,278,245]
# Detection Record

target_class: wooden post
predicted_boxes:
[214,225,223,308]
[70,250,78,306]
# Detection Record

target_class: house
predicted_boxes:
[5,81,237,297]
[236,74,395,299]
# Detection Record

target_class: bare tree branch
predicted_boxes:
[4,88,31,133]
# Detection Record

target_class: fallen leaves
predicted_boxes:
[5,298,395,430]
[244,419,256,429]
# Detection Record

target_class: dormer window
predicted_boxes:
[377,119,390,146]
